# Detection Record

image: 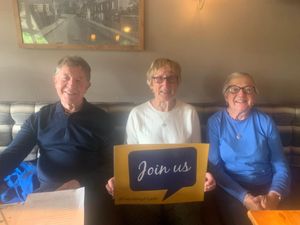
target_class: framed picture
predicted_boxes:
[12,0,144,51]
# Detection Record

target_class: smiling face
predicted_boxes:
[149,65,179,103]
[53,65,91,109]
[224,74,256,119]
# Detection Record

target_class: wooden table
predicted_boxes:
[1,203,84,225]
[247,210,300,225]
[0,203,22,225]
[0,188,84,225]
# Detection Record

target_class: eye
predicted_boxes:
[61,74,69,81]
[244,87,255,94]
[152,76,164,83]
[167,76,178,83]
[228,86,240,94]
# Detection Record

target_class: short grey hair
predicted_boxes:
[55,56,91,81]
[146,58,182,85]
[222,72,258,95]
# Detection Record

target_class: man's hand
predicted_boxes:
[204,172,216,192]
[105,177,115,197]
[56,179,81,191]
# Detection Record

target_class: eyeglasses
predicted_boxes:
[152,76,178,84]
[226,85,256,95]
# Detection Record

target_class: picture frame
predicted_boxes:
[12,0,144,51]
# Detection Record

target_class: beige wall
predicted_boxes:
[0,0,300,104]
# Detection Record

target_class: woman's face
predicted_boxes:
[149,66,179,102]
[224,76,256,117]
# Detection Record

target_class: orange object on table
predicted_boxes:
[247,210,300,225]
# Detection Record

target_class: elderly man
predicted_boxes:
[0,56,117,225]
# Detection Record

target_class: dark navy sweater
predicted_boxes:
[0,100,113,189]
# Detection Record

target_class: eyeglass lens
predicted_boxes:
[227,85,255,94]
[152,76,177,83]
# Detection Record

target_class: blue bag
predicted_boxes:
[0,161,39,203]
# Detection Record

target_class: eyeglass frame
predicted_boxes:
[151,75,178,84]
[225,85,257,95]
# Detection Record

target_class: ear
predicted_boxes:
[83,81,91,94]
[224,93,229,103]
[53,75,57,85]
[87,81,91,89]
[147,79,152,88]
[147,80,155,94]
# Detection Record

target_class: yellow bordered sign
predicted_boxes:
[114,143,209,205]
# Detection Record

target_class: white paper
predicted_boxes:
[0,187,84,225]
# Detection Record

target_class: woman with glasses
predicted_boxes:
[106,58,216,225]
[126,58,201,144]
[207,72,290,225]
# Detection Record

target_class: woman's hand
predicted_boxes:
[243,193,264,210]
[105,177,115,197]
[260,191,281,209]
[106,173,217,196]
[204,172,216,192]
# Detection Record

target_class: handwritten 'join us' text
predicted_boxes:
[137,161,192,182]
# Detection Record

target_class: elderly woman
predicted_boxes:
[126,58,200,143]
[106,58,216,225]
[207,72,290,225]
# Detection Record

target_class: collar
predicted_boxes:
[55,98,88,115]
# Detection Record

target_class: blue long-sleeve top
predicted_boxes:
[207,108,290,203]
[0,100,113,188]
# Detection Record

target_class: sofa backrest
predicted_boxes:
[1,102,300,169]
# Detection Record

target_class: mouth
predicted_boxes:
[160,89,174,95]
[234,98,247,104]
[63,91,78,96]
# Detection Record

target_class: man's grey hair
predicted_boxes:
[55,56,91,81]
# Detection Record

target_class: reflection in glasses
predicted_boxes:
[152,76,178,84]
[226,85,256,95]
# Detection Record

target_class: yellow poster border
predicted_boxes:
[114,143,209,205]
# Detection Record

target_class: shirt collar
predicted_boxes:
[55,98,88,115]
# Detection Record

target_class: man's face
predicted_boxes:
[53,65,90,107]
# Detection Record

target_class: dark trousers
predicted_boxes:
[118,203,204,225]
[215,187,252,225]
[117,191,223,225]
[85,186,120,225]
[201,190,224,225]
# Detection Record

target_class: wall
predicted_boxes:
[0,0,300,104]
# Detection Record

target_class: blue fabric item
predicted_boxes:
[207,108,290,203]
[0,161,38,203]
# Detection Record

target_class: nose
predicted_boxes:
[66,78,77,88]
[160,80,171,88]
[237,88,247,96]
[161,78,172,86]
[161,79,168,84]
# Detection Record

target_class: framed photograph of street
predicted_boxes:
[13,0,144,51]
